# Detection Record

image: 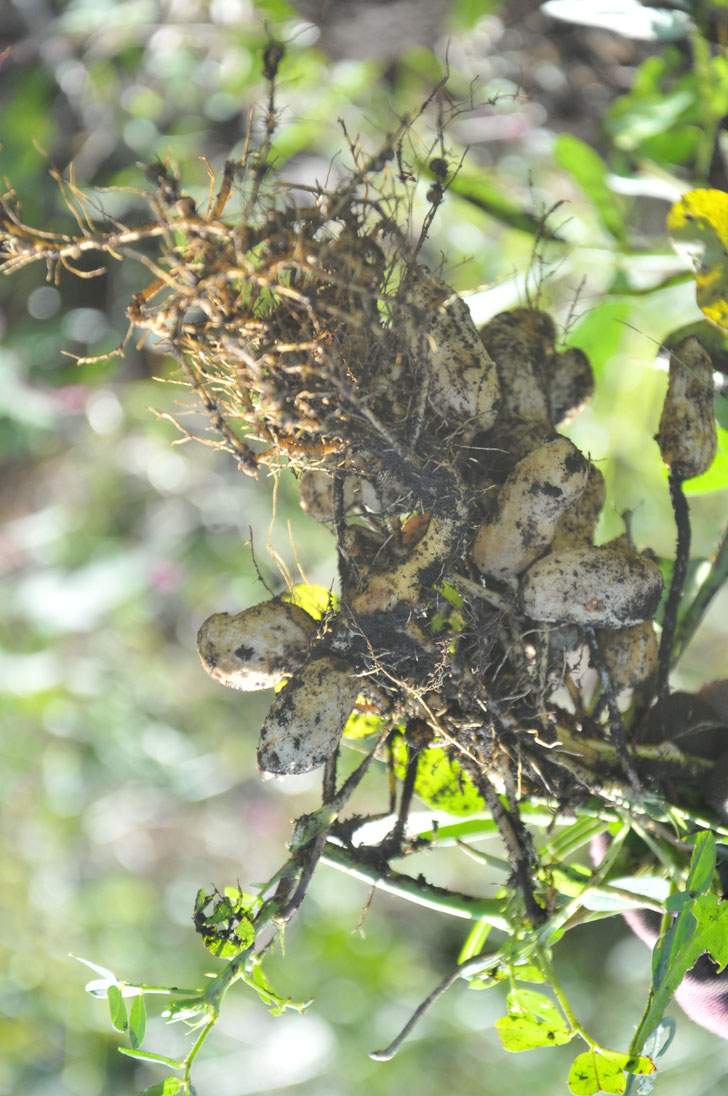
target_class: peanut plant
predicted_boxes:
[4,48,728,1096]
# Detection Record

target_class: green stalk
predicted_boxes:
[670,523,728,667]
[320,841,510,928]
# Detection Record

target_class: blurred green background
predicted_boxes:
[2,1,728,1093]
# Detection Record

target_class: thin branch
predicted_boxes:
[369,961,473,1062]
[671,521,728,668]
[657,470,691,706]
[465,763,546,926]
[320,841,510,928]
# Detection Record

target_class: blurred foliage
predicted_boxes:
[1,1,728,1095]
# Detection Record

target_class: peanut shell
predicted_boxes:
[471,436,589,579]
[596,620,658,691]
[479,310,553,423]
[656,336,716,480]
[550,462,605,550]
[547,346,594,427]
[407,276,501,435]
[520,546,663,627]
[196,600,316,691]
[257,654,360,774]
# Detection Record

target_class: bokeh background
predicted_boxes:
[2,1,728,1093]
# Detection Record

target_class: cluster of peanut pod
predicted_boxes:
[196,272,717,797]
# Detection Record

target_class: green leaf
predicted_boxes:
[568,1047,655,1096]
[282,582,338,620]
[108,984,128,1033]
[199,934,243,959]
[569,1050,624,1096]
[391,736,485,816]
[194,887,259,957]
[607,86,695,151]
[684,830,716,894]
[129,994,147,1050]
[223,886,259,910]
[119,1049,184,1069]
[507,988,562,1022]
[234,915,255,950]
[554,134,627,242]
[139,1080,182,1096]
[342,708,385,740]
[495,1011,573,1052]
[632,839,728,1052]
[509,961,546,984]
[495,989,573,1051]
[436,580,464,610]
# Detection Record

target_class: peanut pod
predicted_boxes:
[479,309,553,423]
[196,600,316,691]
[656,336,716,480]
[471,436,589,579]
[407,276,501,435]
[520,546,663,627]
[596,621,658,692]
[550,462,605,550]
[547,346,594,427]
[257,654,360,774]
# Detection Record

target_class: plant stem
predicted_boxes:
[536,950,581,1034]
[184,1018,216,1085]
[320,841,511,928]
[670,522,728,667]
[657,470,691,703]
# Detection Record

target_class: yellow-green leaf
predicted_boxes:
[569,1050,625,1095]
[200,933,242,959]
[507,988,562,1023]
[495,989,573,1052]
[282,583,338,620]
[391,736,485,816]
[668,189,728,332]
[568,1049,653,1096]
[234,916,255,949]
[342,706,385,740]
[496,1013,572,1051]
